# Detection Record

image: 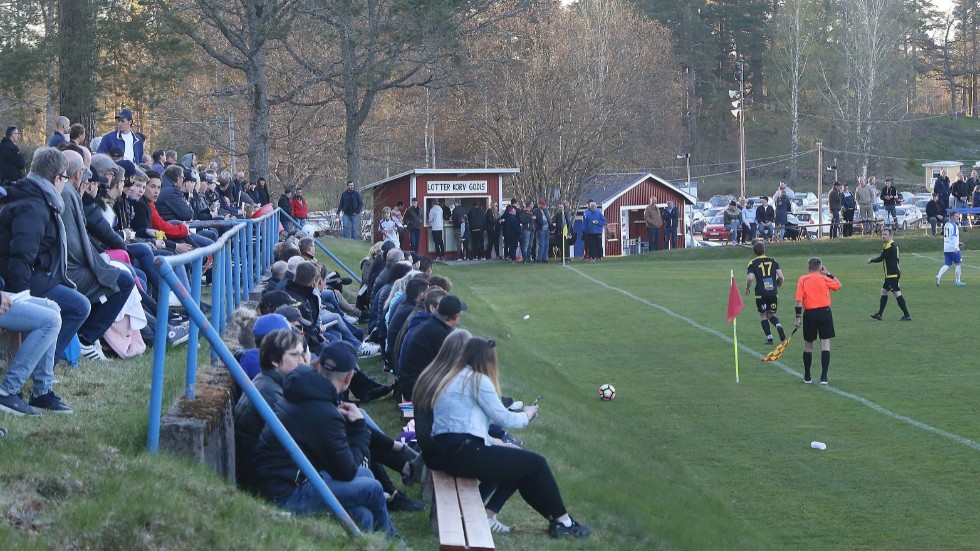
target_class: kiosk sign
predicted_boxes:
[426,180,488,194]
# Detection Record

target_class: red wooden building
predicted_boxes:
[578,172,696,256]
[364,168,520,257]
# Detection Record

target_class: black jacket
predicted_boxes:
[398,315,453,402]
[951,179,971,202]
[82,193,127,252]
[486,207,501,234]
[234,369,286,492]
[252,366,371,502]
[277,194,293,217]
[156,177,194,221]
[337,189,363,215]
[756,204,775,224]
[467,205,487,231]
[256,185,271,205]
[926,199,947,219]
[284,280,323,347]
[0,174,72,294]
[403,205,423,230]
[0,137,25,184]
[451,205,465,227]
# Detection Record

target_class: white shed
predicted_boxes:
[922,161,962,191]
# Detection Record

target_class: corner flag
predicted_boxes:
[727,271,743,382]
[727,274,743,323]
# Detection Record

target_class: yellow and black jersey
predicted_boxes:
[869,240,901,278]
[747,255,780,297]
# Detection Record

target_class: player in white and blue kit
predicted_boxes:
[936,212,965,286]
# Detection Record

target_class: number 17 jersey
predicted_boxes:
[747,255,780,298]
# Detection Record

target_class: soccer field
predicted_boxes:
[400,238,980,550]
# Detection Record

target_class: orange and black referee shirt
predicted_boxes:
[795,272,841,310]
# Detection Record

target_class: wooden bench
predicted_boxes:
[430,469,495,551]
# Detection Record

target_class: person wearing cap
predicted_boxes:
[662,200,678,250]
[880,177,899,226]
[234,328,308,491]
[740,198,757,243]
[397,294,465,402]
[841,183,857,237]
[755,196,775,241]
[96,108,145,163]
[532,200,550,262]
[278,186,295,232]
[723,200,741,246]
[252,342,396,534]
[828,181,843,238]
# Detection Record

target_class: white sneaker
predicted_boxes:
[506,400,525,412]
[359,342,381,357]
[343,314,359,325]
[487,515,511,534]
[80,340,110,361]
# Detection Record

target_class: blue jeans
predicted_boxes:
[342,214,360,239]
[39,284,91,361]
[0,297,61,397]
[520,230,532,262]
[727,221,739,244]
[279,467,394,534]
[78,271,136,346]
[536,229,549,261]
[187,231,215,249]
[665,226,677,249]
[646,227,660,251]
[319,310,360,348]
[408,228,420,252]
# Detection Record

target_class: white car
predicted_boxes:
[795,208,832,237]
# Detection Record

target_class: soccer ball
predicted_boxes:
[598,383,616,401]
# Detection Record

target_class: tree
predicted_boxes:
[456,0,683,207]
[282,0,532,185]
[770,0,813,183]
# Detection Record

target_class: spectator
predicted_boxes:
[150,149,166,173]
[398,294,465,402]
[741,199,757,243]
[0,148,91,364]
[68,123,85,146]
[582,200,606,261]
[828,181,843,239]
[0,126,26,184]
[486,201,502,259]
[427,199,445,260]
[662,200,679,249]
[47,116,70,147]
[252,343,396,535]
[130,170,193,253]
[164,150,178,167]
[467,202,487,259]
[756,196,775,240]
[157,165,218,248]
[61,150,137,361]
[934,169,951,208]
[773,189,791,242]
[378,206,402,245]
[951,171,971,222]
[0,275,70,415]
[234,327,306,491]
[533,200,550,263]
[403,197,423,253]
[501,204,520,262]
[337,180,363,240]
[643,196,663,252]
[723,200,741,246]
[855,176,876,234]
[254,177,270,205]
[278,186,295,231]
[840,184,856,237]
[414,336,590,539]
[96,109,145,162]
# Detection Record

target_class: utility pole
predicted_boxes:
[731,60,746,198]
[817,141,823,239]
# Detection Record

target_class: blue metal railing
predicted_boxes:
[145,208,360,538]
[280,211,362,284]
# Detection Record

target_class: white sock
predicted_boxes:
[938,265,949,280]
[561,518,573,527]
[956,265,962,282]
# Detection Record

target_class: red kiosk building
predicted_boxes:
[364,168,520,258]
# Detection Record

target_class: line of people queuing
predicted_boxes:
[232,238,591,540]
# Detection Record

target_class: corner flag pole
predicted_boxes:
[726,269,744,383]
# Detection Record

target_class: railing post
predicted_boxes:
[147,274,171,453]
[185,256,204,398]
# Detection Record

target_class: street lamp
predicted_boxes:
[730,60,746,198]
[676,152,691,194]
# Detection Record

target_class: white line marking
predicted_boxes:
[566,265,980,451]
[910,252,980,270]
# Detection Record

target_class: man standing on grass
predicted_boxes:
[794,257,842,385]
[745,241,786,346]
[936,211,966,286]
[868,228,911,321]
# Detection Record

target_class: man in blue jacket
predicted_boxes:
[96,109,145,163]
[581,200,606,261]
[252,342,395,534]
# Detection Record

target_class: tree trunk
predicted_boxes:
[246,46,270,183]
[58,0,97,143]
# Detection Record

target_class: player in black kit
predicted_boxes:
[868,227,912,321]
[744,241,786,345]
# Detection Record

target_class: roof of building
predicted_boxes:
[921,161,963,168]
[580,172,697,208]
[363,168,520,191]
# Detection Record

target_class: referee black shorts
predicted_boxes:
[802,307,835,341]
[882,277,900,293]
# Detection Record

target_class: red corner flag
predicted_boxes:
[726,275,743,323]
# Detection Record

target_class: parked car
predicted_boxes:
[796,208,832,236]
[897,191,916,205]
[891,205,923,230]
[707,194,735,208]
[693,206,725,234]
[702,214,731,241]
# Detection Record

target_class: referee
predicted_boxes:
[867,227,911,321]
[794,257,842,385]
